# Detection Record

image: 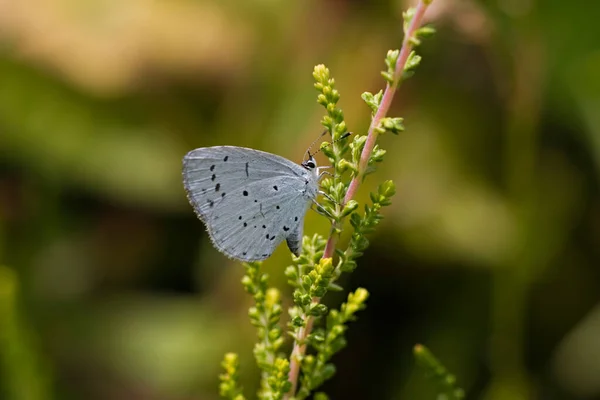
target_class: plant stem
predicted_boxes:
[323,0,429,258]
[285,1,434,397]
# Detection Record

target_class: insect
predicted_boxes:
[182,145,324,262]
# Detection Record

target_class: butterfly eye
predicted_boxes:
[302,156,316,170]
[302,160,316,170]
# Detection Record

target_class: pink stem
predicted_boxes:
[286,2,432,397]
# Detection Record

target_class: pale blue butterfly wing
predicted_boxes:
[182,146,319,261]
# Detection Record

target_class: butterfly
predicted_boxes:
[182,146,323,262]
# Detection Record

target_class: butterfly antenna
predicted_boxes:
[305,130,329,160]
[310,131,352,157]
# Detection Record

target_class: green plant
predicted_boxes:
[219,1,437,399]
[414,344,465,400]
[0,266,53,400]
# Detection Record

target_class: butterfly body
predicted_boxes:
[182,146,319,261]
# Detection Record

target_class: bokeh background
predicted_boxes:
[1,0,599,399]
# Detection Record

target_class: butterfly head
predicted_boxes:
[301,153,321,181]
[302,131,351,174]
[301,153,317,171]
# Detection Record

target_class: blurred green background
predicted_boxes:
[1,0,599,399]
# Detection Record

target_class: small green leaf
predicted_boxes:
[380,117,405,134]
[290,316,304,328]
[349,213,361,228]
[284,265,298,280]
[409,36,422,47]
[378,180,396,201]
[404,51,421,73]
[340,259,357,273]
[381,71,394,84]
[309,303,329,317]
[417,25,436,38]
[385,49,400,73]
[337,158,356,174]
[321,363,336,381]
[308,332,326,343]
[341,200,359,217]
[350,135,367,164]
[361,90,383,114]
[320,142,335,159]
[327,282,344,292]
[301,275,313,291]
[371,148,386,163]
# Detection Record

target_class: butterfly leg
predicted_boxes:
[318,170,334,180]
[311,199,336,219]
[318,190,342,206]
